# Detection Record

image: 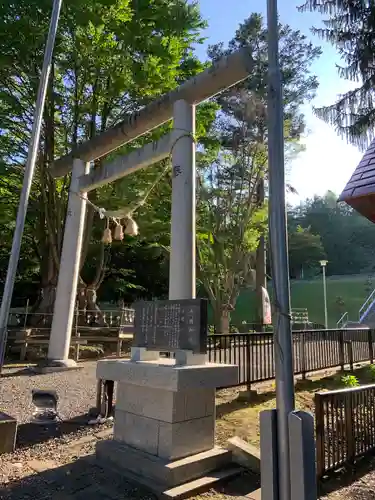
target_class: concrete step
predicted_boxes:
[163,465,243,499]
[96,440,233,490]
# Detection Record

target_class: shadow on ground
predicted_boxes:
[319,452,375,498]
[0,454,260,500]
[16,413,97,449]
[217,365,375,419]
[0,455,150,500]
[216,391,276,419]
[1,365,85,379]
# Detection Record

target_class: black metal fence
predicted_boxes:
[315,384,375,478]
[207,328,375,387]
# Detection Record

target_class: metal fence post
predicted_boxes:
[246,335,251,391]
[314,393,325,479]
[301,332,306,379]
[346,340,354,371]
[339,330,345,371]
[345,393,355,463]
[368,330,374,365]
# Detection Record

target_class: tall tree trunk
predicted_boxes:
[76,282,107,326]
[214,305,231,348]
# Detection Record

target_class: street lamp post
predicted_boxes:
[320,260,328,329]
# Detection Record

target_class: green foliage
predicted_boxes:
[288,191,375,277]
[0,0,209,306]
[299,0,375,148]
[288,225,326,279]
[341,374,359,388]
[367,364,375,381]
[196,13,320,332]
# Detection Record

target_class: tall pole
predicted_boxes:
[0,0,63,372]
[267,0,295,499]
[169,100,196,300]
[320,261,328,329]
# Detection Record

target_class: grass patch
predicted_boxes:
[232,274,371,328]
[215,364,375,448]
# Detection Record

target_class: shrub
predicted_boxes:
[341,374,359,388]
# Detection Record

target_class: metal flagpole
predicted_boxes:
[0,0,63,372]
[266,0,295,498]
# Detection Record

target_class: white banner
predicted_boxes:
[261,286,272,325]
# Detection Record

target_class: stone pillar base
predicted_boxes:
[97,440,232,491]
[95,357,238,490]
[0,412,17,455]
[34,358,78,374]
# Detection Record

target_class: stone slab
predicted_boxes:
[246,488,262,499]
[227,437,261,473]
[114,410,159,455]
[116,384,215,423]
[163,466,243,499]
[96,359,238,391]
[0,412,17,455]
[158,416,214,460]
[96,439,232,488]
[114,409,214,460]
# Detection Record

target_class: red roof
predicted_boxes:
[339,138,375,223]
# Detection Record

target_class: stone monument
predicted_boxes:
[96,298,238,493]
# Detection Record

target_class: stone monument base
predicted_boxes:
[0,412,17,455]
[95,357,238,493]
[97,439,232,492]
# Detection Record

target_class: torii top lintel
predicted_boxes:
[50,48,254,179]
[339,137,375,223]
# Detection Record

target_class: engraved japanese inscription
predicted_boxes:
[133,298,208,353]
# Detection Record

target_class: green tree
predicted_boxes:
[300,0,375,148]
[196,13,321,330]
[0,0,208,316]
[288,225,326,279]
[289,191,375,276]
[196,97,268,333]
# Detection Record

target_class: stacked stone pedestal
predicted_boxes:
[96,357,238,492]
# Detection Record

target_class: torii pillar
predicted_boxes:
[45,159,89,368]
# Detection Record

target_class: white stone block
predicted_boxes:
[174,350,207,366]
[96,359,238,391]
[158,416,214,460]
[116,384,215,423]
[131,347,160,362]
[114,410,159,455]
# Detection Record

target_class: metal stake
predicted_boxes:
[0,0,63,372]
[267,0,295,498]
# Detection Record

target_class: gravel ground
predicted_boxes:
[1,361,98,423]
[1,362,375,499]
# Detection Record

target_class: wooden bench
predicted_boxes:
[14,337,88,361]
[11,329,133,361]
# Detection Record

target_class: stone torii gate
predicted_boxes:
[46,48,253,368]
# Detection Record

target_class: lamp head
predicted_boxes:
[319,260,328,267]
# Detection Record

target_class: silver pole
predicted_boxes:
[323,266,328,329]
[0,0,63,372]
[267,0,295,499]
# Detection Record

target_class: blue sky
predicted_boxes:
[193,0,362,202]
